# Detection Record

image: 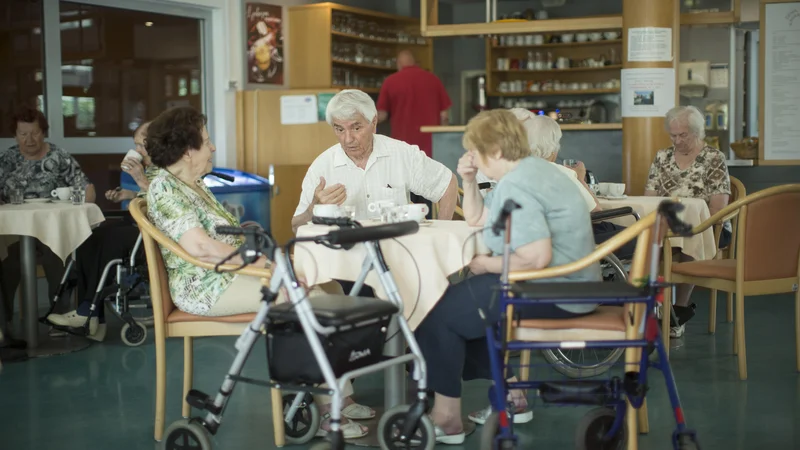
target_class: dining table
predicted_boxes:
[597,195,716,261]
[293,219,488,443]
[0,200,105,357]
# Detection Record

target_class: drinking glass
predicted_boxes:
[9,188,23,205]
[71,186,85,205]
[562,159,577,167]
[340,205,356,220]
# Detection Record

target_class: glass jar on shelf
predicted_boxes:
[354,44,365,64]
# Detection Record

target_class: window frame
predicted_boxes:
[0,0,215,156]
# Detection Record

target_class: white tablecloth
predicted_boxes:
[0,202,105,262]
[294,220,489,330]
[598,196,715,261]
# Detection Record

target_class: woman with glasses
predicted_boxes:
[644,105,732,338]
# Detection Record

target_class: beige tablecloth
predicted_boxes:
[294,220,489,330]
[598,196,715,261]
[0,202,105,262]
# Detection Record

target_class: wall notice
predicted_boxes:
[762,1,800,162]
[280,95,318,125]
[627,27,673,62]
[621,68,676,118]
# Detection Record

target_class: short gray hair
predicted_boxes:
[509,108,562,159]
[325,89,377,125]
[664,106,705,140]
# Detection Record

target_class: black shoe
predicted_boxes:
[672,303,696,327]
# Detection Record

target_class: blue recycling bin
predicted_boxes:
[121,168,271,233]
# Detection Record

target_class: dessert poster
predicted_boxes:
[246,3,284,85]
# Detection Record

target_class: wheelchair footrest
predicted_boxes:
[539,380,614,405]
[186,389,222,415]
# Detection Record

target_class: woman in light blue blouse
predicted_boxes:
[413,109,601,444]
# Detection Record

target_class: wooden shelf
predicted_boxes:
[332,59,395,71]
[421,123,622,133]
[331,30,427,46]
[488,88,620,97]
[421,15,622,37]
[332,85,381,93]
[680,11,736,26]
[493,39,622,50]
[291,2,418,23]
[492,65,622,74]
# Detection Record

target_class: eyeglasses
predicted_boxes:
[16,131,42,141]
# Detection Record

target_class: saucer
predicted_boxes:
[24,198,51,203]
[598,194,628,200]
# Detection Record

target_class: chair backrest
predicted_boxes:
[129,198,176,327]
[740,187,800,281]
[730,175,746,202]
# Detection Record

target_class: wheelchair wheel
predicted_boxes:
[282,394,320,444]
[377,404,435,450]
[107,294,154,327]
[542,255,626,379]
[121,321,148,347]
[162,418,212,450]
[479,412,516,450]
[575,408,626,450]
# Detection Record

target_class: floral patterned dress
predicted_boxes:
[147,168,243,315]
[644,145,732,230]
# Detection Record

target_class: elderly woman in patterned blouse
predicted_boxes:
[143,106,373,439]
[644,105,731,338]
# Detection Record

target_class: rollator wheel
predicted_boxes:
[575,408,626,450]
[676,433,700,450]
[377,404,435,450]
[282,394,321,444]
[162,419,212,450]
[121,321,148,347]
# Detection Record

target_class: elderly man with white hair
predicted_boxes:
[644,105,731,338]
[291,89,458,233]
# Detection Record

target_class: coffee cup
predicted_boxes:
[403,204,429,223]
[367,200,394,214]
[589,32,603,41]
[125,149,143,162]
[51,187,71,201]
[576,33,588,42]
[561,33,574,43]
[313,204,341,218]
[597,183,626,197]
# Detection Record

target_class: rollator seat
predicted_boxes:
[514,306,627,342]
[268,294,399,327]
[511,281,647,300]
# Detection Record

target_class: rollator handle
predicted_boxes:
[311,216,359,227]
[323,220,419,246]
[216,225,252,236]
[491,199,521,235]
[657,201,693,237]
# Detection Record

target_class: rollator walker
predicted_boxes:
[482,199,701,450]
[162,217,437,450]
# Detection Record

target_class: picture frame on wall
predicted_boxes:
[246,3,284,85]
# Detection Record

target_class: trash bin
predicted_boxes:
[121,168,271,233]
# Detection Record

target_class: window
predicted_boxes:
[60,2,203,137]
[0,0,44,138]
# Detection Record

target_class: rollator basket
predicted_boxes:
[266,294,399,384]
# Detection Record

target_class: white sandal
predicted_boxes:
[341,402,376,420]
[316,413,369,439]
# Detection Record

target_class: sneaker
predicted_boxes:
[670,324,685,339]
[468,404,533,425]
[47,310,97,335]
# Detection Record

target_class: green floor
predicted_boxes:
[1,291,799,450]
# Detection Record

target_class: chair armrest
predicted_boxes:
[591,207,639,223]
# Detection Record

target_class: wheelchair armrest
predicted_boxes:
[102,209,134,224]
[591,207,639,223]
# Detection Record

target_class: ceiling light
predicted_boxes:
[145,21,153,27]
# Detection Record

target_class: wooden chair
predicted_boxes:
[512,208,671,448]
[663,184,800,380]
[129,198,286,445]
[707,175,746,331]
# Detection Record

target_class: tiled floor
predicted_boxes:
[1,291,799,450]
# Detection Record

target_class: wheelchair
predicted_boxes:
[482,199,701,450]
[541,206,639,379]
[161,217,436,450]
[40,214,153,347]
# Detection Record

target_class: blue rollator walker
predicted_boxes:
[161,217,437,450]
[482,199,701,450]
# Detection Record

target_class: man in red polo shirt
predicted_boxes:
[377,50,451,158]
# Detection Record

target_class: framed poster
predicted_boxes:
[246,3,284,85]
[759,0,800,164]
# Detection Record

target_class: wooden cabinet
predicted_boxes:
[287,2,432,93]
